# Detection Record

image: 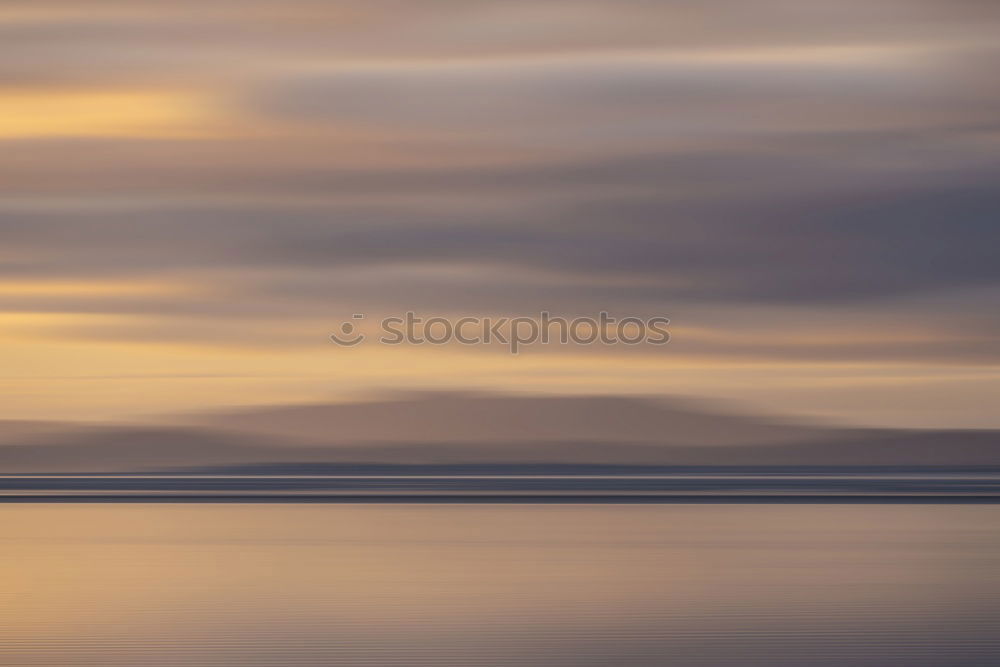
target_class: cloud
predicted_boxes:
[252,45,990,148]
[3,162,999,304]
[2,0,1000,423]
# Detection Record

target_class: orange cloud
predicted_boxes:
[0,89,221,139]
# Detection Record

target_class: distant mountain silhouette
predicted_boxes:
[0,420,93,446]
[179,392,834,447]
[1,392,997,472]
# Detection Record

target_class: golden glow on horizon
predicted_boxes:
[2,328,997,427]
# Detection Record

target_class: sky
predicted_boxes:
[2,0,999,427]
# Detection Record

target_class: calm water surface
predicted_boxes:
[2,504,999,666]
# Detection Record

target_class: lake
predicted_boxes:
[2,504,999,666]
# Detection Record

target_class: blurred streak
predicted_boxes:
[0,279,194,297]
[0,89,220,138]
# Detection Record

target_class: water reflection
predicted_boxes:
[2,504,999,665]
